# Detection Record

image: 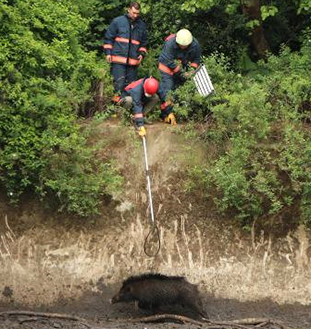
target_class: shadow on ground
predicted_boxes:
[1,285,311,329]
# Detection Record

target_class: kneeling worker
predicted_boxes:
[158,28,202,125]
[123,77,176,137]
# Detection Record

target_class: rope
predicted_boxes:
[142,136,161,257]
[143,224,161,257]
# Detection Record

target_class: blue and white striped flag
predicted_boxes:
[193,65,215,97]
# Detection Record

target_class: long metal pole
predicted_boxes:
[142,136,155,225]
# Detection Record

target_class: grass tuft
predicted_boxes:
[0,215,310,306]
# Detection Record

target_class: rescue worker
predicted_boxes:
[103,2,148,103]
[158,28,202,124]
[122,77,174,137]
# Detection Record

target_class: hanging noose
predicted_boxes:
[141,136,161,257]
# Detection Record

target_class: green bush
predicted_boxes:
[0,0,120,216]
[185,43,311,226]
[39,129,123,217]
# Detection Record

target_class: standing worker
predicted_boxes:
[103,2,148,103]
[158,29,202,124]
[122,77,173,137]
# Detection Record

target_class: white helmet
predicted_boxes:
[176,29,193,46]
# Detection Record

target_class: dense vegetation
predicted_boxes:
[179,42,311,227]
[0,0,120,216]
[0,0,310,225]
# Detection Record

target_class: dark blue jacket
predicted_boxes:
[124,78,169,126]
[158,34,201,75]
[103,14,147,66]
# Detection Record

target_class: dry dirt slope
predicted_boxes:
[0,121,310,329]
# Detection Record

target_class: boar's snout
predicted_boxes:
[110,294,119,304]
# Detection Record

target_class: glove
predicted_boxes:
[137,126,146,137]
[164,113,177,125]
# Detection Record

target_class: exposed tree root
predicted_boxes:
[0,310,91,328]
[0,310,293,329]
[128,313,204,326]
[128,313,292,329]
[209,318,292,329]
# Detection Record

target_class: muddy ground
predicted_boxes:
[0,122,310,329]
[1,290,311,329]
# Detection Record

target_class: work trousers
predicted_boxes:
[158,71,182,119]
[111,63,138,97]
[159,71,184,98]
[123,95,159,127]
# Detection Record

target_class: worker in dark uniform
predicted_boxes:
[122,77,173,137]
[158,29,202,124]
[103,2,148,103]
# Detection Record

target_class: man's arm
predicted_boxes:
[103,19,118,61]
[191,41,202,68]
[158,84,173,117]
[159,41,180,72]
[138,23,148,63]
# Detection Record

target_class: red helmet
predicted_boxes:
[143,77,159,95]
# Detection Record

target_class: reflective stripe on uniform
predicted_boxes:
[138,47,147,53]
[160,102,168,110]
[125,78,144,91]
[128,58,140,65]
[112,95,121,103]
[158,63,180,75]
[115,37,141,45]
[134,113,143,118]
[190,62,199,68]
[160,100,172,111]
[165,34,176,41]
[103,44,113,49]
[115,37,129,43]
[111,55,140,66]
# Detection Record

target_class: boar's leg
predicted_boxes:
[181,296,207,318]
[138,301,160,314]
